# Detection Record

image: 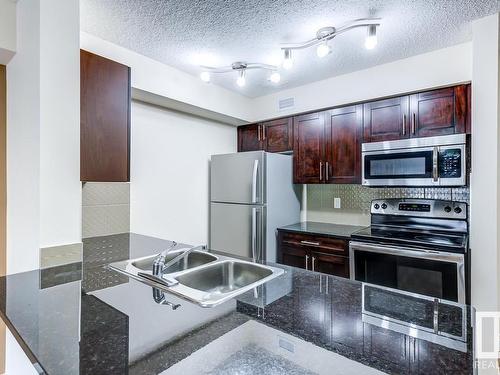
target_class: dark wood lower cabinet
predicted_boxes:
[277,230,350,278]
[311,251,349,278]
[280,245,308,270]
[364,324,411,373]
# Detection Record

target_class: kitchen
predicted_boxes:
[0,1,499,374]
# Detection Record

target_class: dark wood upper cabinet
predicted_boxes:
[409,85,467,137]
[80,50,131,182]
[262,118,293,153]
[325,105,363,184]
[363,96,410,142]
[363,84,470,143]
[237,123,262,152]
[293,112,325,184]
[238,118,293,153]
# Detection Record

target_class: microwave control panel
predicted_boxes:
[439,149,462,178]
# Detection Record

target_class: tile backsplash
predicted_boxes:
[306,185,470,226]
[82,182,130,238]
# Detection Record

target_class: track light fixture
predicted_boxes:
[199,61,280,87]
[280,18,381,66]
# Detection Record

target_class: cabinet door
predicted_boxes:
[311,251,350,278]
[363,96,410,142]
[262,118,293,153]
[279,245,309,270]
[81,50,130,182]
[237,124,262,152]
[409,85,467,137]
[325,105,363,184]
[410,338,472,374]
[293,112,326,184]
[363,324,410,373]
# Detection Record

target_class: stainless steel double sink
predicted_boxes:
[108,249,284,307]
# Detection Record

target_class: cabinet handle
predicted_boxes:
[305,254,309,270]
[263,125,266,140]
[300,240,320,246]
[319,161,323,181]
[312,256,316,272]
[258,125,262,141]
[402,114,407,135]
[325,162,329,181]
[412,113,416,135]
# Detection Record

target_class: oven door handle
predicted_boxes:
[349,241,465,263]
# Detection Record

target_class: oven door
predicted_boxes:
[362,146,436,186]
[349,241,465,303]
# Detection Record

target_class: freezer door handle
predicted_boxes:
[251,207,257,261]
[251,159,259,203]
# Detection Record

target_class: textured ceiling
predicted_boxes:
[80,0,500,98]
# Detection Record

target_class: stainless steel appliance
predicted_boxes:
[210,151,300,262]
[350,198,468,303]
[362,134,467,186]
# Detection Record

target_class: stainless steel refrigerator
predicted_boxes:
[209,151,300,262]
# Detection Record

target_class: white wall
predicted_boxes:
[130,101,236,246]
[0,0,16,65]
[39,0,81,248]
[251,43,472,121]
[80,32,254,123]
[470,13,500,312]
[7,0,41,274]
[7,0,81,274]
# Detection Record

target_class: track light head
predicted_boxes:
[365,24,378,50]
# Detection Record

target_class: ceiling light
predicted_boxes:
[280,18,381,58]
[200,71,211,82]
[198,62,279,87]
[316,42,331,58]
[365,25,378,50]
[282,49,293,70]
[236,70,246,87]
[269,71,281,83]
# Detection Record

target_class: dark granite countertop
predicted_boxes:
[0,233,473,375]
[277,221,366,239]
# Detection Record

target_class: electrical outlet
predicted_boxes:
[334,197,341,209]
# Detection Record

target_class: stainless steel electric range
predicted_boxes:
[350,198,469,304]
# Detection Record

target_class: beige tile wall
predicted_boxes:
[82,182,130,238]
[306,184,470,226]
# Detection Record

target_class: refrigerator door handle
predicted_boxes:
[251,207,257,261]
[251,159,259,203]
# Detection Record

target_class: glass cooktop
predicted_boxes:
[351,225,468,253]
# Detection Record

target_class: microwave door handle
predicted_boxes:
[432,147,439,182]
[251,159,259,203]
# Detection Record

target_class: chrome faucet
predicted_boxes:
[138,242,207,289]
[154,244,207,276]
[152,241,178,277]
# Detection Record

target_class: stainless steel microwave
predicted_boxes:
[362,134,467,186]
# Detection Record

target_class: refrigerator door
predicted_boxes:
[211,151,265,204]
[210,202,265,260]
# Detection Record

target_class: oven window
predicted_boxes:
[354,250,459,302]
[364,151,433,180]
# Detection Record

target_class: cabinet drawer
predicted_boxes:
[280,232,348,256]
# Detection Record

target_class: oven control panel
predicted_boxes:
[371,199,467,219]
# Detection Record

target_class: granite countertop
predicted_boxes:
[0,233,473,375]
[278,221,366,239]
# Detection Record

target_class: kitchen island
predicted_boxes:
[0,233,473,374]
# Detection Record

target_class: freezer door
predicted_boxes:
[210,203,265,260]
[210,151,265,204]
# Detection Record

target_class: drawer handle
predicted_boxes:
[300,240,320,246]
[312,256,316,272]
[305,254,309,270]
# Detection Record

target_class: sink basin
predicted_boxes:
[175,261,273,294]
[108,250,284,308]
[132,251,217,273]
